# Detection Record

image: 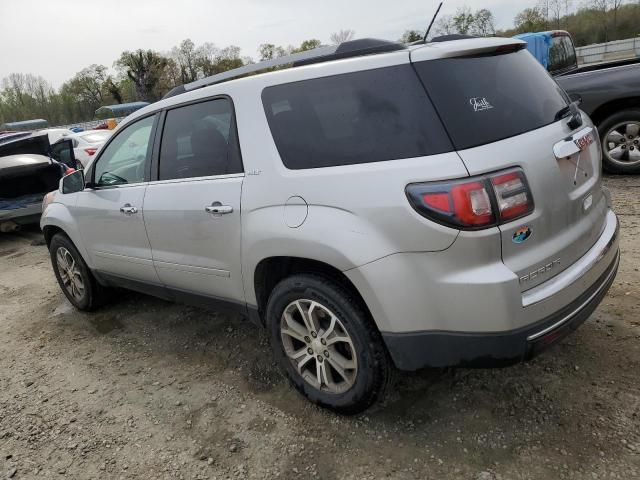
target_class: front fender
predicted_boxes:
[41,201,93,269]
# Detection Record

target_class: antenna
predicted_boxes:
[423,2,444,42]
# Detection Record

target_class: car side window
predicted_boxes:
[93,115,155,187]
[158,98,242,180]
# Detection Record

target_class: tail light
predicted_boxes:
[84,147,97,156]
[406,168,534,230]
[490,171,532,221]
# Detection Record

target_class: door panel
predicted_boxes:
[74,114,159,283]
[143,97,245,302]
[75,185,159,282]
[143,177,244,301]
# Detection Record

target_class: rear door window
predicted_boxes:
[262,65,452,169]
[414,49,569,151]
[158,98,242,180]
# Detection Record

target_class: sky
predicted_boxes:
[0,0,528,88]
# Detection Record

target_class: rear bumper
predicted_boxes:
[0,203,42,224]
[383,249,618,369]
[365,211,620,370]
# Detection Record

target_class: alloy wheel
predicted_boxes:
[280,299,358,394]
[56,247,85,302]
[604,122,640,167]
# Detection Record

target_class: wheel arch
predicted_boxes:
[253,256,377,330]
[42,224,65,248]
[590,97,640,128]
[41,204,93,269]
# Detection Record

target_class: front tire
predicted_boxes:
[599,109,640,174]
[49,233,107,311]
[266,274,389,414]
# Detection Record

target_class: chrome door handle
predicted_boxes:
[120,204,138,215]
[205,203,233,215]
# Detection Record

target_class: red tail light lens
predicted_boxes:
[451,181,493,226]
[407,168,534,230]
[84,147,97,156]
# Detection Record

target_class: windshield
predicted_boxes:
[414,49,569,150]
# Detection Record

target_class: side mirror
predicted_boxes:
[569,92,582,105]
[60,169,85,194]
[50,138,79,170]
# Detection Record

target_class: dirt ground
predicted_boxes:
[0,176,638,480]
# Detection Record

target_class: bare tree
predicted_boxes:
[471,9,496,36]
[611,0,625,35]
[564,0,573,27]
[171,39,200,84]
[329,29,355,44]
[431,14,456,36]
[539,0,550,27]
[549,0,563,28]
[587,0,610,42]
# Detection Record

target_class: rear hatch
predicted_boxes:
[412,42,606,292]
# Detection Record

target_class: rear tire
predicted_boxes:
[49,233,108,311]
[598,109,640,175]
[266,274,389,414]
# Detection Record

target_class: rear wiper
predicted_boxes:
[555,101,583,130]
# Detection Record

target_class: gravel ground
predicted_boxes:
[0,175,638,480]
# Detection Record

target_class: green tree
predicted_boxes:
[400,30,423,43]
[60,65,109,113]
[258,43,288,61]
[116,50,169,102]
[513,7,548,33]
[295,39,322,52]
[452,6,476,34]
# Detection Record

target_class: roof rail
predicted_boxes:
[162,38,406,99]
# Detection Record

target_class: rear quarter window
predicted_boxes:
[414,49,569,151]
[261,65,452,169]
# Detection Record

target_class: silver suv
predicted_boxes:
[41,37,620,413]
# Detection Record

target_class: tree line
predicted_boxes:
[2,1,639,126]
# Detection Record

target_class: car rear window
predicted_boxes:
[414,49,569,151]
[261,65,452,169]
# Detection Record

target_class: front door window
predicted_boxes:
[94,115,155,187]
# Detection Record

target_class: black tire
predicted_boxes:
[266,274,390,414]
[598,109,640,175]
[49,233,108,311]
